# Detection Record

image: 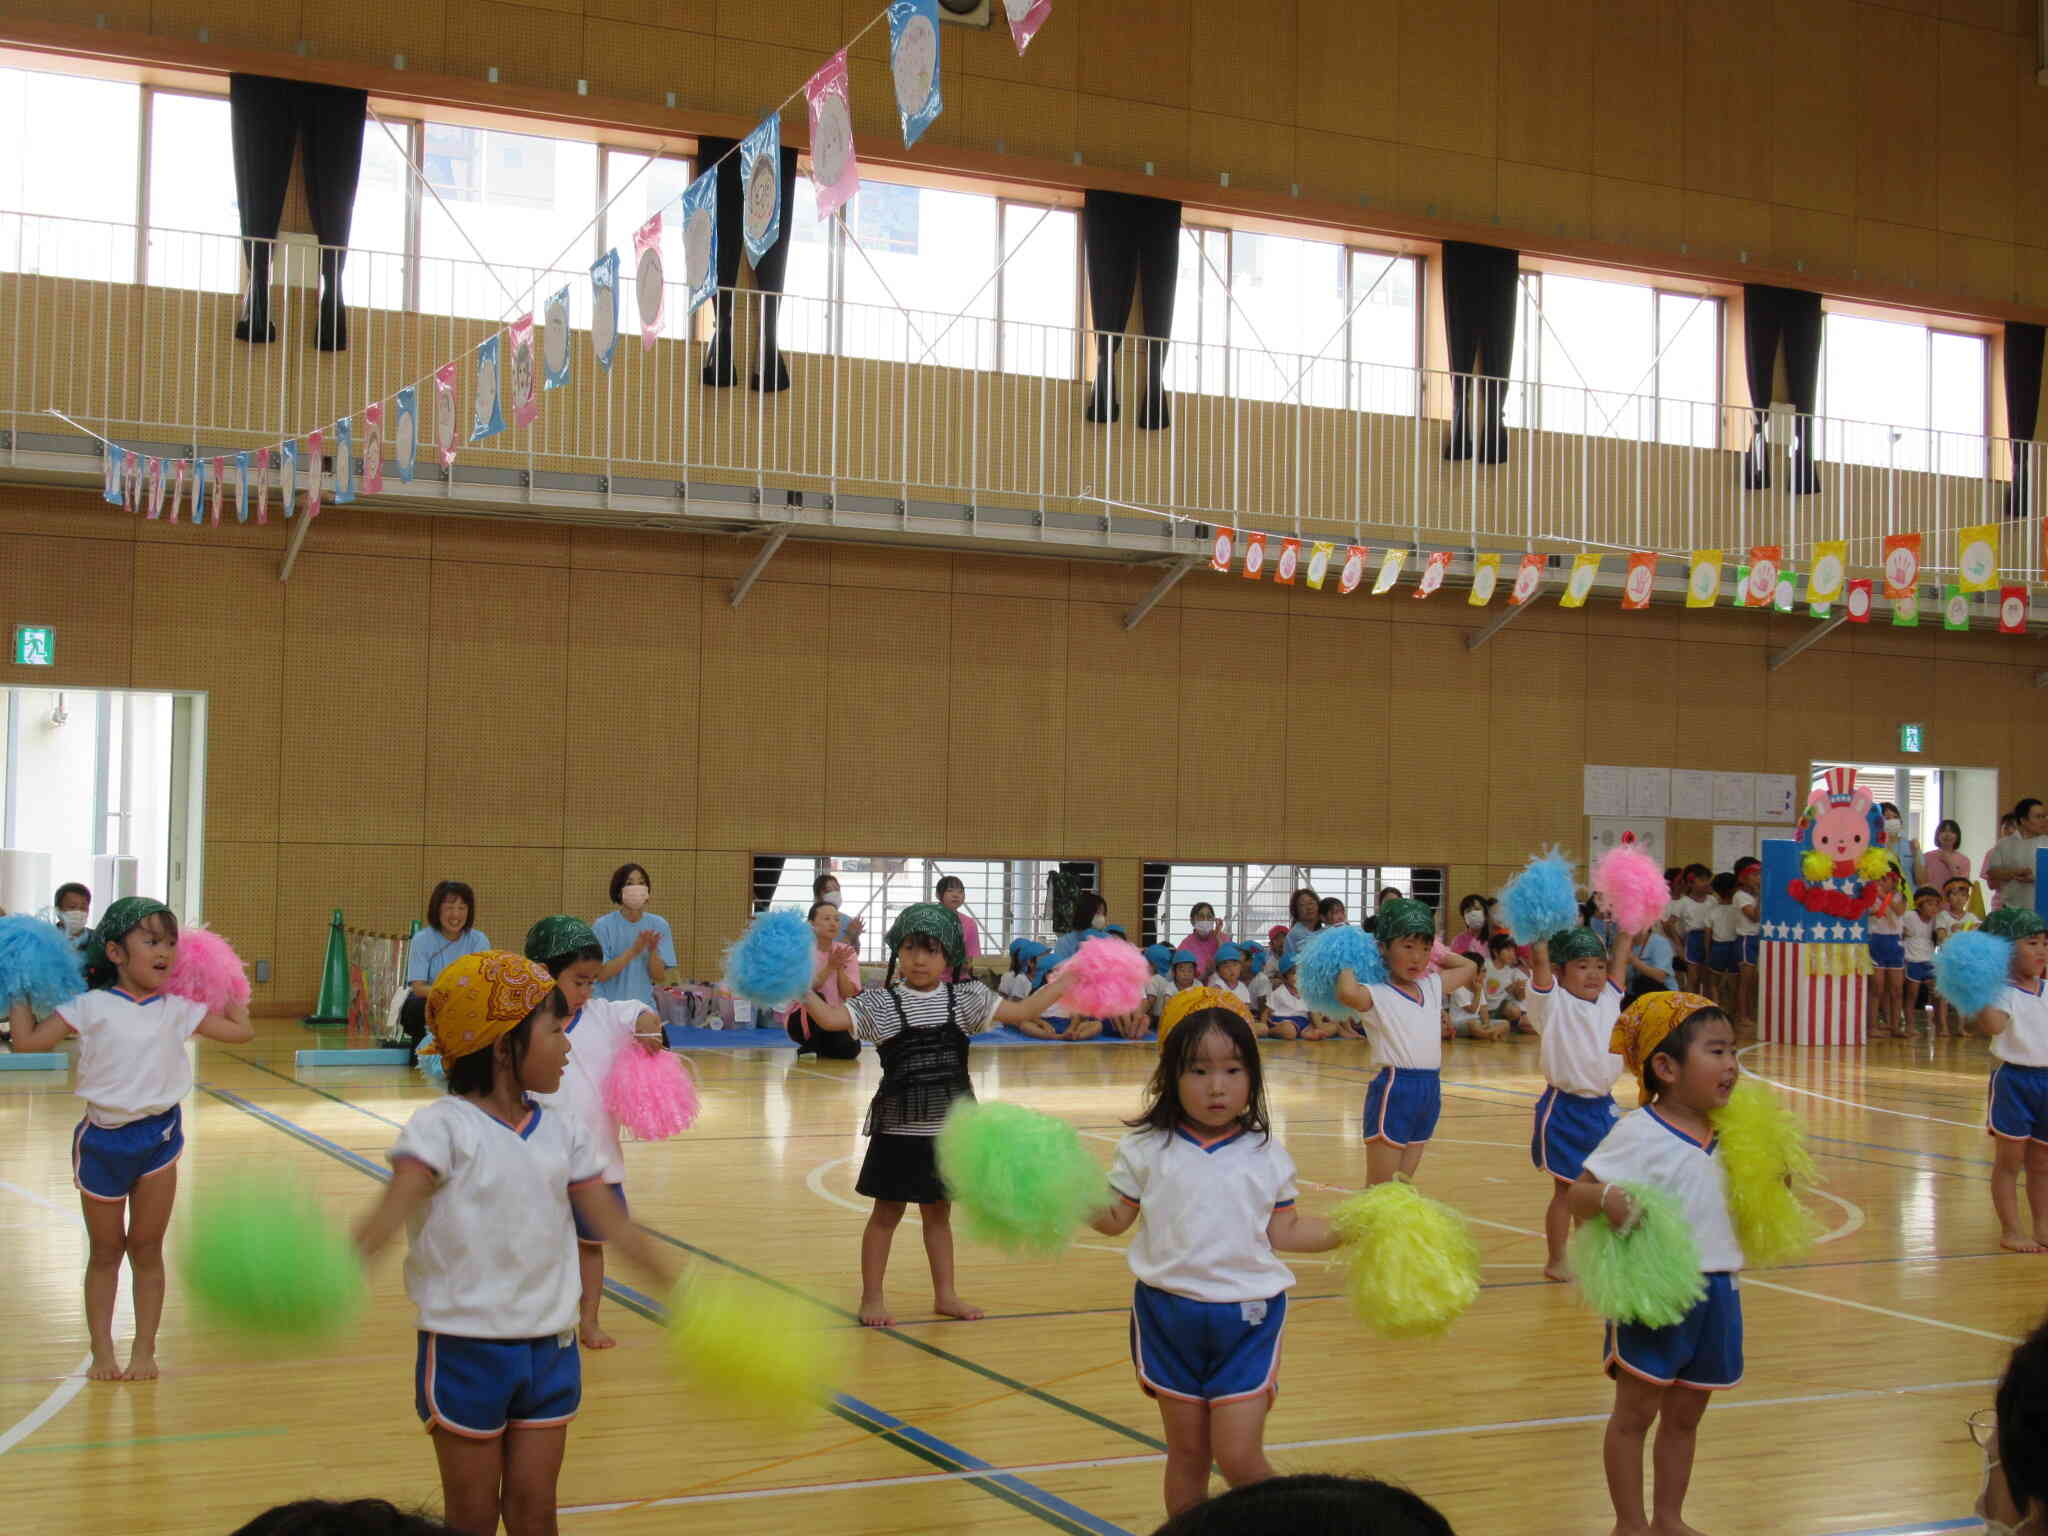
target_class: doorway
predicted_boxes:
[0,687,207,926]
[1808,758,2000,880]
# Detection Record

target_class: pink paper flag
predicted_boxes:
[145,457,165,520]
[634,214,665,351]
[306,429,324,519]
[508,315,539,430]
[170,458,189,521]
[434,363,459,468]
[255,447,273,525]
[210,456,226,525]
[1003,0,1052,54]
[363,403,385,493]
[805,51,859,218]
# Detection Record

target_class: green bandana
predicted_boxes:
[1375,898,1436,941]
[85,896,172,974]
[1547,926,1608,966]
[1982,907,2046,942]
[523,914,599,965]
[886,902,965,967]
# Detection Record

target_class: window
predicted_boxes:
[841,180,998,367]
[1141,863,1446,949]
[1169,228,1421,410]
[0,68,141,281]
[343,118,418,311]
[780,172,835,357]
[603,148,692,337]
[417,123,598,322]
[144,91,239,292]
[1506,272,1721,445]
[1820,314,1987,476]
[999,202,1077,377]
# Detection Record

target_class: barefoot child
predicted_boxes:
[1968,908,2048,1253]
[1901,886,1943,1035]
[1259,955,1306,1042]
[354,951,677,1536]
[799,902,1075,1325]
[1330,898,1479,1185]
[1525,926,1632,1282]
[10,899,254,1381]
[1089,1002,1341,1518]
[1569,991,1743,1536]
[522,915,666,1349]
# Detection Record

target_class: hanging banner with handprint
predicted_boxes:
[1956,522,2000,594]
[1880,532,1921,599]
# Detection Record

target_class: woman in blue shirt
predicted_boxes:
[593,862,677,1009]
[400,880,488,1058]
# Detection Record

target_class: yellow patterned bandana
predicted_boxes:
[1158,985,1252,1047]
[1610,991,1718,1087]
[426,951,558,1062]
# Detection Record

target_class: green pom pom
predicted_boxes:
[1712,1077,1824,1267]
[936,1101,1110,1257]
[664,1268,848,1426]
[1569,1182,1707,1327]
[179,1176,365,1343]
[1330,1181,1481,1340]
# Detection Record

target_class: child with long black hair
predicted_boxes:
[1091,996,1341,1520]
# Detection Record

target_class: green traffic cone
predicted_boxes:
[304,908,351,1026]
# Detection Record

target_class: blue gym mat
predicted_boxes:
[660,1024,1156,1050]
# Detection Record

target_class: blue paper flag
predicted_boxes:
[103,445,124,505]
[394,387,418,483]
[542,286,572,391]
[280,439,299,519]
[888,0,944,148]
[334,416,355,504]
[234,450,250,523]
[190,457,205,524]
[591,250,620,372]
[680,169,718,317]
[739,114,783,270]
[471,334,506,443]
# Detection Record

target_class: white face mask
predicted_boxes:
[1091,913,1108,930]
[1884,817,1903,834]
[1193,919,1215,936]
[621,883,650,909]
[59,909,87,934]
[821,891,842,908]
[1464,909,1485,929]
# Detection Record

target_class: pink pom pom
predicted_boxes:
[1053,937,1150,1019]
[162,925,251,1012]
[1593,844,1670,936]
[602,1047,699,1141]
[1426,937,1456,975]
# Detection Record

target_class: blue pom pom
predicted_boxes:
[416,1051,446,1084]
[1934,930,2012,1020]
[1297,926,1386,1020]
[0,915,84,1015]
[724,909,817,1009]
[1500,849,1580,945]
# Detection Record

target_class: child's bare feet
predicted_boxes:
[2002,1231,2046,1254]
[1609,1522,1653,1536]
[579,1323,617,1349]
[859,1294,895,1327]
[1542,1262,1571,1283]
[1650,1518,1708,1536]
[121,1349,159,1382]
[934,1293,984,1321]
[86,1349,123,1382]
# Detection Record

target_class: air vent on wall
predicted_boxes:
[937,0,992,27]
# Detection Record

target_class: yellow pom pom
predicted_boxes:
[1330,1181,1481,1340]
[1857,848,1893,882]
[1801,849,1833,882]
[1711,1078,1824,1268]
[664,1268,849,1426]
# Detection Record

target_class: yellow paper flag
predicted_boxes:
[1957,522,2001,594]
[1558,552,1601,609]
[1304,541,1334,591]
[1807,540,1847,605]
[1469,552,1501,606]
[1371,548,1405,595]
[1686,550,1722,608]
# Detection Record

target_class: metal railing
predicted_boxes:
[2,210,2041,582]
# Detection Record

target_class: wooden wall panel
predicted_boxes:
[421,844,567,959]
[0,533,132,688]
[1296,0,1399,143]
[1855,5,1942,231]
[1395,0,1497,160]
[1770,0,1860,217]
[946,595,1065,853]
[1189,0,1296,128]
[1076,0,1191,110]
[1174,607,1288,858]
[1934,19,2018,242]
[272,843,422,1001]
[1485,629,1587,864]
[1062,600,1178,860]
[1496,0,1595,173]
[824,586,952,849]
[1382,622,1490,868]
[696,579,827,851]
[202,840,278,1006]
[1590,0,1685,186]
[1283,615,1389,859]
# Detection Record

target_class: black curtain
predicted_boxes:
[697,135,800,392]
[228,74,367,351]
[1082,189,1181,430]
[1140,861,1169,949]
[2006,322,2043,518]
[1440,241,1519,464]
[1741,283,1823,494]
[750,855,786,914]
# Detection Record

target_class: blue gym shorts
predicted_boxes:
[1363,1066,1442,1147]
[1988,1064,2048,1143]
[1683,931,1706,966]
[572,1181,626,1244]
[1741,934,1761,967]
[71,1106,182,1202]
[1868,933,1906,971]
[416,1331,581,1438]
[1708,940,1741,973]
[1605,1272,1743,1391]
[1530,1088,1619,1181]
[1906,960,1935,984]
[1130,1283,1287,1404]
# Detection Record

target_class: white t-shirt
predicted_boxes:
[1584,1106,1743,1273]
[1247,973,1273,1010]
[58,988,208,1127]
[1480,961,1527,1012]
[1363,973,1444,1071]
[997,971,1034,1002]
[848,981,997,1134]
[1265,984,1307,1022]
[1734,891,1761,938]
[532,998,643,1185]
[1901,912,1940,965]
[1107,1125,1298,1302]
[1676,897,1712,934]
[1213,978,1253,1011]
[1989,834,2048,911]
[1524,979,1626,1098]
[1936,909,1974,941]
[1867,899,1903,936]
[1143,973,1176,1010]
[1709,901,1740,943]
[1992,981,2048,1067]
[389,1096,603,1338]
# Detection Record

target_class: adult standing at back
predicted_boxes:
[936,876,980,981]
[1920,819,1974,896]
[1987,800,2048,915]
[593,862,676,1009]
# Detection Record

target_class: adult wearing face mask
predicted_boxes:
[812,872,866,946]
[1448,893,1490,960]
[1175,902,1228,978]
[1988,799,2048,915]
[1878,801,1921,888]
[593,862,676,1009]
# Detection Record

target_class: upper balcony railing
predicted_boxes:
[2,210,2040,584]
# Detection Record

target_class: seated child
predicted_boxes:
[999,939,1046,1003]
[1210,944,1256,1024]
[1479,933,1529,1033]
[1143,943,1177,1026]
[1261,955,1307,1042]
[1446,983,1505,1042]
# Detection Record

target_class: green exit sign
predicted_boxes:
[12,625,53,666]
[1900,722,1924,754]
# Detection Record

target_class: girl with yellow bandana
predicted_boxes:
[354,951,677,1536]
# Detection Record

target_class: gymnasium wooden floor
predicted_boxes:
[0,1027,2022,1535]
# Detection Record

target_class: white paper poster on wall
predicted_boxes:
[1628,767,1671,819]
[1670,768,1715,822]
[1712,824,1769,872]
[1590,817,1666,867]
[1584,764,1630,819]
[1753,774,1798,823]
[1711,772,1755,821]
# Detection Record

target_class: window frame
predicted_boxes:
[1507,268,1725,441]
[1817,306,1992,470]
[1139,860,1449,950]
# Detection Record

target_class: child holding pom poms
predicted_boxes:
[1526,924,1633,1282]
[799,902,1076,1327]
[1088,1004,1341,1519]
[1941,906,2048,1252]
[522,915,666,1349]
[354,950,677,1536]
[1567,991,1742,1536]
[9,898,253,1381]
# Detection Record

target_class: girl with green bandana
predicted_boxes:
[10,897,254,1382]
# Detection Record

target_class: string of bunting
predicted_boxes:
[1203,517,2046,634]
[75,0,1053,530]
